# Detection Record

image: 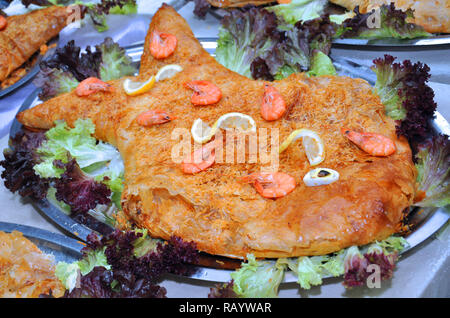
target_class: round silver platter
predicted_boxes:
[9,40,449,284]
[0,221,84,264]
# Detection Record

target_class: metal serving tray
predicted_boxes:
[206,7,450,49]
[8,41,450,283]
[0,221,84,264]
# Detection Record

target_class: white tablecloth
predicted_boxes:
[0,0,448,298]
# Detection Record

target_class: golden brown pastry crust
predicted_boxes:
[0,6,78,82]
[0,231,65,298]
[329,0,450,33]
[17,4,417,259]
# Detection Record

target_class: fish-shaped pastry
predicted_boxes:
[17,4,417,259]
[0,5,82,84]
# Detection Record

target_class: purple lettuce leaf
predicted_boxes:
[0,129,50,200]
[343,246,399,288]
[371,54,437,146]
[33,66,79,101]
[189,0,211,18]
[53,159,111,215]
[414,134,450,208]
[39,40,102,82]
[61,230,199,298]
[338,3,431,39]
[208,280,238,298]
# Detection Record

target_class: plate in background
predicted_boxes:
[0,36,59,99]
[205,6,450,49]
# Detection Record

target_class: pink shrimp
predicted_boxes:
[260,84,286,121]
[136,109,176,126]
[0,15,7,31]
[241,172,296,199]
[149,30,177,59]
[75,77,113,97]
[181,140,218,174]
[342,128,396,157]
[184,80,222,106]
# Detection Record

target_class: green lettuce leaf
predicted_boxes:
[96,37,137,82]
[282,256,326,289]
[227,236,408,296]
[33,118,124,210]
[266,0,327,25]
[376,236,409,253]
[94,172,124,209]
[55,247,111,292]
[230,254,287,298]
[131,229,161,258]
[215,7,280,79]
[77,247,111,275]
[338,4,431,40]
[414,134,450,208]
[82,0,138,33]
[55,262,80,292]
[34,119,124,178]
[46,187,71,214]
[306,50,337,76]
[33,67,80,102]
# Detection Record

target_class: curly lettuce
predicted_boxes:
[371,54,437,143]
[32,119,124,215]
[306,50,337,77]
[0,129,49,200]
[414,134,450,208]
[52,230,198,298]
[270,14,336,80]
[216,7,336,81]
[34,119,123,178]
[369,55,448,208]
[0,120,124,225]
[34,38,137,100]
[215,7,280,79]
[45,0,137,32]
[266,0,327,25]
[96,37,136,82]
[33,68,79,102]
[56,246,111,292]
[338,4,431,40]
[230,254,287,298]
[52,159,113,215]
[210,236,408,297]
[83,0,137,33]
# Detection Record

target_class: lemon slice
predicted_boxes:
[155,64,183,82]
[191,118,214,144]
[279,128,325,166]
[303,168,339,187]
[123,76,155,96]
[191,112,256,144]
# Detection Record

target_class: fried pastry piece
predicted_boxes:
[17,4,417,259]
[329,0,450,33]
[0,5,80,83]
[0,231,65,298]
